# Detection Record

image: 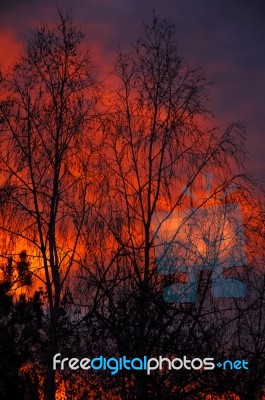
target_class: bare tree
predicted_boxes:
[78,15,262,399]
[0,10,100,400]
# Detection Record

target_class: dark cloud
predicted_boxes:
[0,0,264,184]
[0,0,34,12]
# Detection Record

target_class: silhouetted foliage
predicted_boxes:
[0,252,43,400]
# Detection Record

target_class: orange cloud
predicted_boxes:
[0,30,23,69]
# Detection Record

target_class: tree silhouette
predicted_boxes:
[0,251,42,400]
[0,10,101,400]
[78,15,264,399]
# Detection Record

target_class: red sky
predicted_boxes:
[0,0,264,186]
